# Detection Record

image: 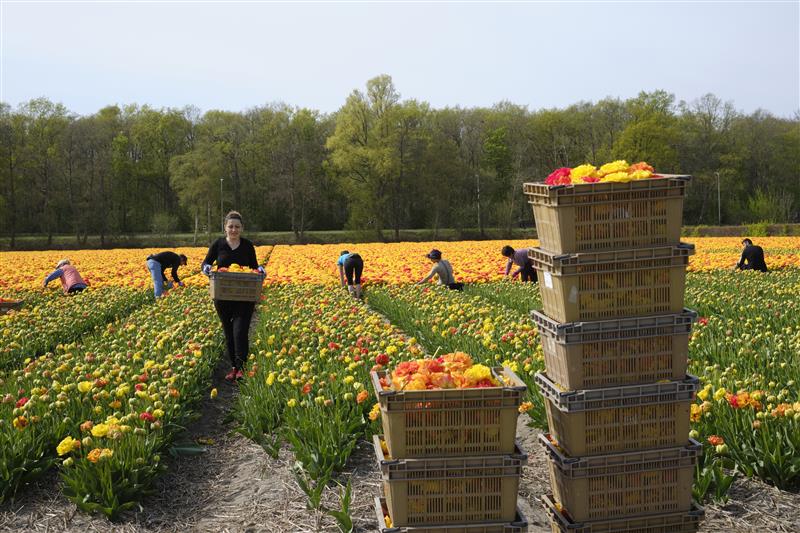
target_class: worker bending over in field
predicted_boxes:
[146,251,188,298]
[734,238,768,272]
[43,259,88,294]
[418,249,463,290]
[337,250,364,299]
[501,245,537,282]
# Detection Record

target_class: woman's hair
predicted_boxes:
[225,211,243,225]
[340,250,350,256]
[501,245,514,257]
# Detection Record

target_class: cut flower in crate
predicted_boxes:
[380,352,503,390]
[216,264,262,274]
[545,160,657,185]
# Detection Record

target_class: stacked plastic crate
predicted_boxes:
[522,175,705,533]
[370,367,532,533]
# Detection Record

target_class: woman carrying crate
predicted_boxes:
[201,211,266,381]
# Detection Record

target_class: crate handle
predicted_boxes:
[370,371,395,398]
[373,497,400,532]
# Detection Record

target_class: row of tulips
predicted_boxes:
[233,284,424,481]
[365,283,545,427]
[0,287,222,517]
[0,246,273,291]
[263,237,800,285]
[1,287,151,369]
[686,269,800,491]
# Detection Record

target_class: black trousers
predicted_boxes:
[344,254,363,285]
[213,299,256,370]
[520,262,538,283]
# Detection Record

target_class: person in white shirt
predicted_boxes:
[418,249,463,290]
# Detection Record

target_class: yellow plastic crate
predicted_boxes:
[523,175,690,254]
[530,244,694,323]
[541,435,699,522]
[370,367,527,458]
[532,309,696,390]
[208,271,264,302]
[375,497,529,533]
[0,299,24,315]
[542,494,704,533]
[537,372,698,456]
[375,435,526,526]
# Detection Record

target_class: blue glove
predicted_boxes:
[202,264,212,275]
[257,266,266,276]
[178,281,185,287]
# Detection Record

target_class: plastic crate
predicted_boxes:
[522,175,691,255]
[208,271,264,302]
[540,435,699,522]
[0,300,24,315]
[375,497,529,533]
[530,244,694,323]
[542,494,704,533]
[532,309,696,390]
[536,372,698,456]
[370,367,527,458]
[374,435,526,526]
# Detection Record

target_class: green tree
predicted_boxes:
[327,75,401,238]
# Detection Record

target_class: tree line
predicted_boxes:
[1,74,798,247]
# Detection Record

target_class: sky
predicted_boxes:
[1,1,799,118]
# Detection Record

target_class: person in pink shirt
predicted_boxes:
[43,259,88,294]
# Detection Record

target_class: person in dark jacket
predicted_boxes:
[202,211,265,381]
[337,250,364,299]
[146,251,188,298]
[734,238,768,272]
[501,245,537,282]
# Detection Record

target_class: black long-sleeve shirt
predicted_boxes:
[202,238,259,270]
[736,245,768,272]
[148,251,183,283]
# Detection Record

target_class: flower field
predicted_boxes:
[0,237,798,529]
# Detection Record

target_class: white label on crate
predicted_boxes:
[569,286,578,303]
[543,272,553,289]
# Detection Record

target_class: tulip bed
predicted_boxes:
[0,287,151,369]
[686,270,800,493]
[233,284,423,481]
[365,284,546,427]
[1,239,799,524]
[0,287,221,517]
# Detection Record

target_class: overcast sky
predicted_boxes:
[1,1,798,117]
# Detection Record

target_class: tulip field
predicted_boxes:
[1,237,799,530]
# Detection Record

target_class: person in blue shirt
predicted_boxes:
[337,250,363,299]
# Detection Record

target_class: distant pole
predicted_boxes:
[220,178,224,233]
[715,172,721,225]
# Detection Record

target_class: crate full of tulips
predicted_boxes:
[208,265,265,302]
[371,353,529,530]
[523,161,691,254]
[370,353,527,458]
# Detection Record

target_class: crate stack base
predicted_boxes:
[542,495,704,533]
[523,174,699,531]
[371,367,529,531]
